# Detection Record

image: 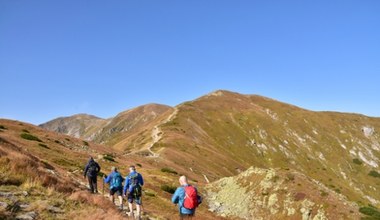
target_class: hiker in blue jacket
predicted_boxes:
[123,165,144,219]
[172,176,201,219]
[83,157,101,194]
[104,166,124,210]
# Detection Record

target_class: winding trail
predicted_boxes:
[146,108,178,157]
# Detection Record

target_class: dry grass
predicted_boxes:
[21,178,43,191]
[68,192,125,220]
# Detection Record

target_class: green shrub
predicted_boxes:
[104,154,115,162]
[0,125,7,130]
[161,185,177,194]
[359,206,380,219]
[368,171,380,178]
[161,167,178,175]
[353,158,363,165]
[38,143,50,149]
[272,175,280,182]
[286,173,295,181]
[320,190,328,197]
[97,171,106,177]
[20,133,42,142]
[41,160,54,170]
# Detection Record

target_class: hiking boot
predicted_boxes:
[126,211,133,217]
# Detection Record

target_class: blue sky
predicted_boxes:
[1,1,379,125]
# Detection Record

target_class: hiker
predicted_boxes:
[83,157,101,193]
[123,165,144,219]
[172,175,202,219]
[104,167,124,210]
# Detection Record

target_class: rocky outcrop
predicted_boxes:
[205,167,360,220]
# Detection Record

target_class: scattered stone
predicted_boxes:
[0,191,14,198]
[362,126,374,137]
[19,204,30,210]
[0,201,8,209]
[16,211,37,220]
[0,191,28,198]
[47,205,65,214]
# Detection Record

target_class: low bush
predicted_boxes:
[38,143,50,149]
[368,171,380,178]
[161,185,177,194]
[20,133,42,142]
[353,158,363,165]
[161,167,178,175]
[0,125,7,130]
[286,173,295,181]
[359,206,380,219]
[83,141,89,146]
[320,190,328,197]
[103,154,115,162]
[97,171,106,177]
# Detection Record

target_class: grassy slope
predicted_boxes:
[33,89,380,218]
[0,119,225,220]
[155,90,380,209]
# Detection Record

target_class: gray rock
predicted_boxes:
[20,204,30,209]
[0,201,8,209]
[47,206,64,213]
[0,191,14,198]
[16,211,37,220]
[0,191,28,198]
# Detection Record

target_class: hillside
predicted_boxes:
[39,114,107,139]
[38,89,380,219]
[0,119,224,220]
[40,104,173,150]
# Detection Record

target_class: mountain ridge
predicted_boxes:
[33,89,380,219]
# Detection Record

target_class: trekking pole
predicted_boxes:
[101,176,104,195]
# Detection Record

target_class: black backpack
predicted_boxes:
[87,162,98,176]
[128,173,142,197]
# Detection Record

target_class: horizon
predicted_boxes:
[1,1,380,124]
[5,89,380,125]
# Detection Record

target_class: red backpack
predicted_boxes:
[183,185,199,209]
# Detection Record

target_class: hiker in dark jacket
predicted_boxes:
[104,166,124,210]
[83,157,101,193]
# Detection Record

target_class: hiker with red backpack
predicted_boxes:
[172,175,202,219]
[123,165,144,219]
[83,157,101,194]
[104,166,124,210]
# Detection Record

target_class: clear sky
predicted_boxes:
[1,1,379,125]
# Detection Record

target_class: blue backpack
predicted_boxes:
[111,172,123,189]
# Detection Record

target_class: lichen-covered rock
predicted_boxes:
[205,166,360,220]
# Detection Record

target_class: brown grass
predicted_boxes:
[68,191,125,220]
